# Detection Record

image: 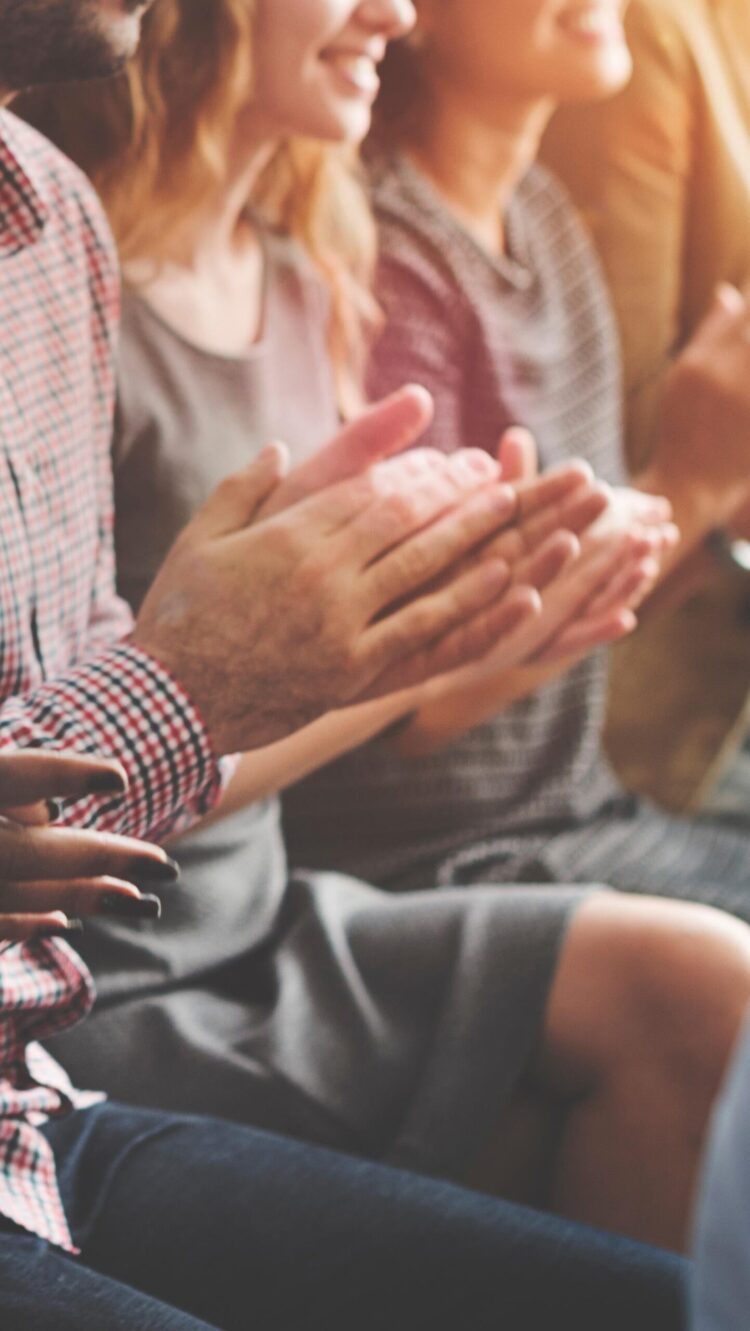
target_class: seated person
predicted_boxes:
[277,0,750,927]
[543,0,750,814]
[18,0,750,1260]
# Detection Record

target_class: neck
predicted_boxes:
[409,85,553,254]
[163,128,276,273]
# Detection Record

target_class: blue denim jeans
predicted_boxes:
[0,1102,686,1330]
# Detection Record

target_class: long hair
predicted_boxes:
[16,0,376,413]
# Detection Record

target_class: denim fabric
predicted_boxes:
[0,1102,687,1331]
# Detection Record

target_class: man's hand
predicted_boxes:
[0,751,177,942]
[132,431,545,754]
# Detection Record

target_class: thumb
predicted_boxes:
[187,443,290,540]
[497,427,538,482]
[260,384,434,518]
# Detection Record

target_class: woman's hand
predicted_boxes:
[0,751,178,942]
[643,283,750,538]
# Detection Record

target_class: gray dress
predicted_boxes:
[283,155,750,920]
[45,226,587,1183]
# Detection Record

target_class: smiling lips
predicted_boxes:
[320,45,385,97]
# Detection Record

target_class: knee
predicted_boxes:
[544,894,750,1097]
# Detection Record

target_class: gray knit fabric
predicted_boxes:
[282,154,750,916]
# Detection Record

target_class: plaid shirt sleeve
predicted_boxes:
[0,643,225,842]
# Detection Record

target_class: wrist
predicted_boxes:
[635,454,721,554]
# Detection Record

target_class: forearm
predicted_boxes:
[391,658,560,756]
[196,687,424,822]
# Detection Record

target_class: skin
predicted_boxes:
[0,751,178,941]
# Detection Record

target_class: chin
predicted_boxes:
[557,50,633,102]
[307,107,374,146]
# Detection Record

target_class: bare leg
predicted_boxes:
[535,893,750,1250]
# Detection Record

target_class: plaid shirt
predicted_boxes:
[0,110,225,1252]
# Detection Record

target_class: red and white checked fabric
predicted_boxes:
[0,110,225,1251]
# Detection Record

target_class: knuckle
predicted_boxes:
[381,491,419,529]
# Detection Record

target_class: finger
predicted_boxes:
[583,556,661,619]
[0,876,162,919]
[296,447,483,540]
[0,751,128,809]
[490,532,636,663]
[512,530,580,591]
[0,822,179,885]
[536,609,637,665]
[3,802,61,827]
[483,481,608,567]
[363,558,526,679]
[260,385,434,519]
[369,585,541,695]
[182,443,290,541]
[520,482,611,551]
[497,427,538,483]
[515,461,594,519]
[363,482,518,611]
[0,911,77,943]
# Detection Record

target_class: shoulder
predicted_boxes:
[1,110,118,303]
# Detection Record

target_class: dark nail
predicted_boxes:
[97,892,162,921]
[86,770,128,796]
[36,919,84,938]
[46,799,64,823]
[128,856,180,884]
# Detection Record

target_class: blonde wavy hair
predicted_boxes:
[17,0,377,413]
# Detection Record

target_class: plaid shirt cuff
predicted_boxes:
[0,642,224,842]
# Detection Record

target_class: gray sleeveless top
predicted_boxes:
[282,154,628,890]
[76,227,340,1002]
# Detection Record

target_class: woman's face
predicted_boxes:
[252,0,416,143]
[419,0,631,108]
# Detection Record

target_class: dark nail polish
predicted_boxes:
[98,892,162,921]
[36,919,84,938]
[128,856,180,884]
[86,770,128,796]
[46,799,64,823]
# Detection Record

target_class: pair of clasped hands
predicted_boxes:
[0,385,677,942]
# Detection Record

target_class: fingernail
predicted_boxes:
[86,769,128,796]
[98,892,162,921]
[128,855,180,883]
[36,919,84,938]
[46,799,64,823]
